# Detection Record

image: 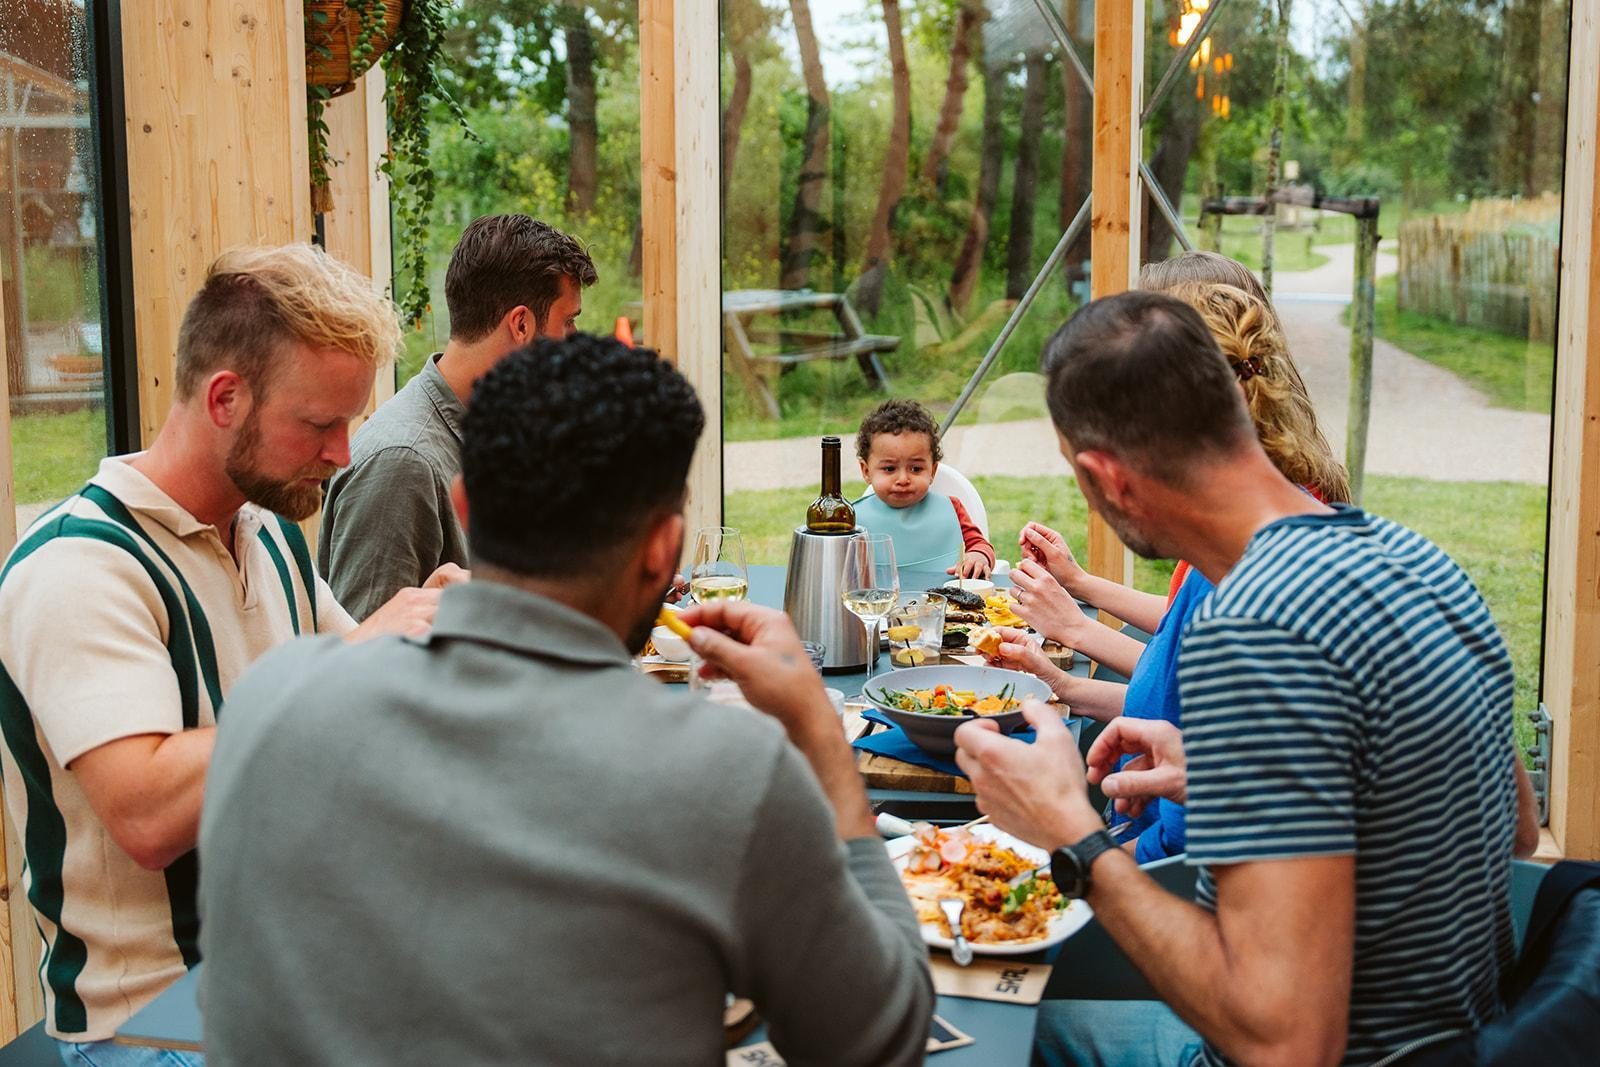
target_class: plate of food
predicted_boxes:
[931,587,1030,650]
[862,664,1054,756]
[887,823,1093,954]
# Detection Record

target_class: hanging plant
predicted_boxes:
[303,0,472,328]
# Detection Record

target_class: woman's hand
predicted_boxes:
[1009,560,1091,647]
[1019,522,1086,593]
[982,626,1073,703]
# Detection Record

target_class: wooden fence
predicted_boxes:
[1398,196,1561,342]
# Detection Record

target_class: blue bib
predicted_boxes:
[852,490,966,570]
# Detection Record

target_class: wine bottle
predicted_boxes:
[806,436,856,534]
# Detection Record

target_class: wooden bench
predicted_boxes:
[625,289,901,420]
[719,289,900,419]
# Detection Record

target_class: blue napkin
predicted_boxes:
[851,708,1039,777]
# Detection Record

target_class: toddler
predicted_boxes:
[854,399,994,577]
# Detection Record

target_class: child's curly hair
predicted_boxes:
[856,399,943,464]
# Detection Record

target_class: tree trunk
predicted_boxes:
[920,2,980,192]
[1059,1,1091,286]
[948,56,1005,314]
[781,0,831,291]
[1143,100,1202,263]
[1498,0,1542,196]
[1260,0,1291,295]
[561,1,598,216]
[1343,6,1366,149]
[1005,51,1048,301]
[722,41,754,206]
[855,0,912,316]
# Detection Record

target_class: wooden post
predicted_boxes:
[1542,0,1600,861]
[0,266,19,1043]
[1086,0,1142,588]
[1260,0,1292,295]
[640,0,722,539]
[0,270,14,557]
[122,1,313,446]
[1345,213,1379,504]
[305,67,395,554]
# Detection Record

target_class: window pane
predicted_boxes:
[722,0,1098,569]
[1140,0,1570,726]
[397,2,643,388]
[1,0,108,536]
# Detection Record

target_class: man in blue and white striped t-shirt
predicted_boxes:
[955,291,1538,1067]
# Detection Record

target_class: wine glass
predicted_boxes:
[840,533,899,677]
[690,527,749,604]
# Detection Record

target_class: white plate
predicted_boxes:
[887,824,1094,956]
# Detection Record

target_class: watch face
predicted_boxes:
[1051,847,1088,899]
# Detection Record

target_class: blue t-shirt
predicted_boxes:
[1115,567,1213,862]
[1181,506,1516,1066]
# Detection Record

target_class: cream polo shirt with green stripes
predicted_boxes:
[0,456,355,1040]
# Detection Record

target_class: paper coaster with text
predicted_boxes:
[930,955,1053,1005]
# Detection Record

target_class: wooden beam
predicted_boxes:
[0,266,19,1043]
[640,0,722,538]
[320,67,396,422]
[123,1,313,445]
[639,0,676,367]
[1542,0,1600,860]
[1085,0,1142,587]
[0,258,14,557]
[304,66,395,555]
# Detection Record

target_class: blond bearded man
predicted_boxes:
[0,245,461,1064]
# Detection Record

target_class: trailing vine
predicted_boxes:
[304,0,472,328]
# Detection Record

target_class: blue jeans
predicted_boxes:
[1035,999,1205,1067]
[56,1039,204,1067]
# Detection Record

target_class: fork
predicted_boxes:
[938,898,974,966]
[1005,819,1141,889]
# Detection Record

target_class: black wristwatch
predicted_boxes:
[1050,829,1119,899]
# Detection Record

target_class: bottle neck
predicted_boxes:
[821,444,842,497]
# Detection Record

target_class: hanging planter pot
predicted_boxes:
[303,0,472,329]
[305,1,408,97]
[305,1,408,214]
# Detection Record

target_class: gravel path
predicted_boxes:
[726,242,1551,492]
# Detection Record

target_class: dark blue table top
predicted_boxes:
[745,564,1096,701]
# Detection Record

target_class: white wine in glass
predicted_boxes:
[690,527,749,604]
[840,533,898,676]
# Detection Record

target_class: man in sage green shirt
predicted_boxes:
[319,215,596,619]
[201,335,933,1065]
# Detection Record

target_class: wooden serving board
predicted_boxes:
[842,706,975,794]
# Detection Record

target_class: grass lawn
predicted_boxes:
[729,473,1546,748]
[1352,275,1554,413]
[8,407,106,506]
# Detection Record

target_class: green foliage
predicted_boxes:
[8,407,106,505]
[303,1,472,327]
[21,247,97,326]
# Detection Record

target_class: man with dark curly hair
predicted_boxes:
[854,397,995,576]
[199,335,934,1066]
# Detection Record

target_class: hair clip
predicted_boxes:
[1231,356,1267,382]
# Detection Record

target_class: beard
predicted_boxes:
[623,529,687,655]
[1078,472,1165,561]
[224,412,337,521]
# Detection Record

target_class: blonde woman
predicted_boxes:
[995,269,1349,861]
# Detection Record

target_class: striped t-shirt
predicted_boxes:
[0,457,354,1039]
[1179,506,1516,1066]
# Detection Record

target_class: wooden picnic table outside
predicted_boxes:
[624,289,901,420]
